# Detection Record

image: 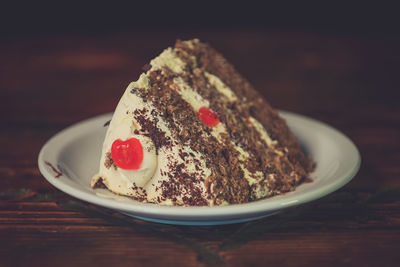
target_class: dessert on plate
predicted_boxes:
[91,39,313,206]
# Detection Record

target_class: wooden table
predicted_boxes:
[1,30,399,266]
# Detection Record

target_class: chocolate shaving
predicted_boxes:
[103,120,111,127]
[142,63,152,72]
[104,152,115,169]
[92,177,107,189]
[44,161,62,178]
[133,108,171,153]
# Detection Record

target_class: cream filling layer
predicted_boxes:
[204,72,238,102]
[249,116,276,147]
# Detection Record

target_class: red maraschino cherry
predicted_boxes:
[111,138,143,170]
[197,106,220,126]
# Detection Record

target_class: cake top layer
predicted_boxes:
[92,39,313,206]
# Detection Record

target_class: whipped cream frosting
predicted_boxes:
[92,39,279,205]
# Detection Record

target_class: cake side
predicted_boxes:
[170,39,313,203]
[91,39,313,206]
[175,39,313,174]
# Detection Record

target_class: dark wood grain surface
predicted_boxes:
[1,30,399,266]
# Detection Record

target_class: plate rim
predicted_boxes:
[38,111,361,221]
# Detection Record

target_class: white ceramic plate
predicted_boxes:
[38,111,360,225]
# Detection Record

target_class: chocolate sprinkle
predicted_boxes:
[103,120,111,127]
[133,108,171,153]
[104,152,115,169]
[142,63,152,72]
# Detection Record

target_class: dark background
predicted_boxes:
[1,1,399,39]
[1,1,399,111]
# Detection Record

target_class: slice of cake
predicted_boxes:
[91,39,313,206]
